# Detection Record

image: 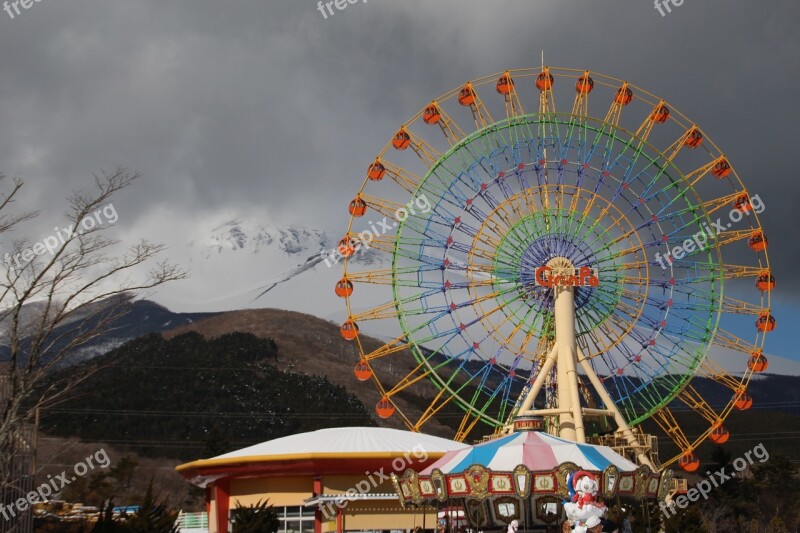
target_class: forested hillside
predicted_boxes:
[39,331,374,460]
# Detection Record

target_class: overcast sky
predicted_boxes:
[0,0,797,357]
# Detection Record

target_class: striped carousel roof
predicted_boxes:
[420,431,638,475]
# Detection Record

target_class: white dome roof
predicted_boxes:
[213,426,466,460]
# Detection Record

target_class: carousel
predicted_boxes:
[393,418,671,532]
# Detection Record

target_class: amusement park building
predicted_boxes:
[176,427,467,533]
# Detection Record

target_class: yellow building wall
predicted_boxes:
[230,476,314,507]
[208,489,218,533]
[339,501,437,532]
[214,473,432,532]
[322,474,395,495]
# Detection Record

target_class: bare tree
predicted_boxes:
[0,169,187,492]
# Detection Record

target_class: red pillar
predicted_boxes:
[313,477,323,533]
[214,479,231,533]
[336,506,343,533]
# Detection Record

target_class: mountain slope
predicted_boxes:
[0,298,219,365]
[39,331,374,461]
[162,308,800,458]
[162,308,457,437]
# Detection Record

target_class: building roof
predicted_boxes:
[176,427,467,483]
[213,426,465,460]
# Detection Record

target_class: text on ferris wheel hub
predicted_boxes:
[534,266,599,288]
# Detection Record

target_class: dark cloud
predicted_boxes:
[0,1,796,305]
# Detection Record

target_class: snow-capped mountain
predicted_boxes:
[195,220,332,258]
[153,219,384,320]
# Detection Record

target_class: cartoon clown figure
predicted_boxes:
[563,471,606,533]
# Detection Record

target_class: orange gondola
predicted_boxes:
[756,312,775,332]
[712,157,732,178]
[496,72,514,95]
[337,236,357,258]
[536,69,554,91]
[615,85,633,106]
[684,128,703,148]
[734,392,753,411]
[354,361,372,381]
[679,452,701,473]
[376,398,395,418]
[748,353,769,373]
[458,84,476,106]
[335,277,353,298]
[710,425,730,444]
[650,103,670,123]
[733,194,751,213]
[340,320,359,341]
[575,72,594,95]
[755,272,775,292]
[368,160,386,181]
[392,128,411,150]
[423,103,442,124]
[349,197,367,217]
[748,231,767,252]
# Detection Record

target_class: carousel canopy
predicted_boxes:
[421,431,638,475]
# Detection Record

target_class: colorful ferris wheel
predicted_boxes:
[335,66,774,471]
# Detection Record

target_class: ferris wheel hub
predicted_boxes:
[545,256,576,275]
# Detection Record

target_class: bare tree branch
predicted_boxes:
[0,169,187,489]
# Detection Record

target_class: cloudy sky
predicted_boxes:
[0,0,797,358]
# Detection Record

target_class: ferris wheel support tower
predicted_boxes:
[515,258,654,468]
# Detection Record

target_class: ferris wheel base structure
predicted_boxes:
[512,258,655,469]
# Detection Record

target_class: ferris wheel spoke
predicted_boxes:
[372,160,426,196]
[360,336,416,363]
[675,385,723,427]
[454,407,488,442]
[459,82,497,130]
[350,296,434,323]
[418,102,469,148]
[652,407,693,455]
[475,373,517,429]
[697,358,748,394]
[712,328,762,355]
[652,192,745,231]
[646,158,721,204]
[348,265,443,287]
[498,303,547,350]
[679,292,766,318]
[381,360,438,399]
[412,378,478,433]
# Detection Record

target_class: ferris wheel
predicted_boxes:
[334,66,774,471]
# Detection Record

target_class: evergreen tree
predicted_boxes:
[231,499,280,533]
